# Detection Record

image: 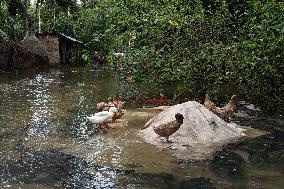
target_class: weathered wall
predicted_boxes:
[37,35,60,66]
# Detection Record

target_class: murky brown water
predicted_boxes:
[0,67,283,188]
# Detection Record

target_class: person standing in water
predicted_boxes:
[91,51,102,70]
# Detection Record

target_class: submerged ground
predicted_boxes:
[0,67,283,189]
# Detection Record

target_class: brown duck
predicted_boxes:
[96,97,125,123]
[96,102,109,112]
[97,97,124,111]
[204,94,238,122]
[107,97,125,122]
[153,113,184,142]
[204,94,216,112]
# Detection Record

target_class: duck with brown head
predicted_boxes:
[204,94,238,122]
[153,113,184,143]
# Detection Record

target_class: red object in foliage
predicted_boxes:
[147,98,169,105]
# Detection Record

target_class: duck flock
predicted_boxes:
[87,95,238,143]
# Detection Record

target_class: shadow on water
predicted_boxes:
[232,107,284,171]
[0,143,217,189]
[0,144,118,188]
[210,148,248,184]
[208,105,284,188]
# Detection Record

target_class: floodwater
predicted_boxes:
[0,67,283,189]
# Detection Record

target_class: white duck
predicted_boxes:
[87,107,118,129]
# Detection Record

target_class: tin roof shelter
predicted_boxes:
[37,33,83,65]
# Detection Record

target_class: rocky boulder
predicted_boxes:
[0,34,49,70]
[140,101,246,160]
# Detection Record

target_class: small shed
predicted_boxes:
[36,33,83,65]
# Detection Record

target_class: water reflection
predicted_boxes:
[0,67,283,188]
[211,148,248,181]
[2,145,216,189]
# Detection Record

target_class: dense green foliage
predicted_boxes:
[0,0,283,113]
[105,0,283,113]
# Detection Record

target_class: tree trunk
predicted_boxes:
[35,0,42,33]
[6,44,15,71]
[38,1,42,33]
[6,0,17,71]
[5,0,33,71]
[20,0,32,35]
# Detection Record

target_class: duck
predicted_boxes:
[97,97,125,111]
[107,97,124,109]
[217,95,238,122]
[87,107,118,130]
[153,113,184,142]
[112,109,124,121]
[96,102,109,112]
[204,94,238,122]
[107,97,116,108]
[204,94,216,112]
[107,97,125,122]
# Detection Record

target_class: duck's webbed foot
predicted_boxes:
[99,123,106,130]
[111,117,116,123]
[98,123,108,134]
[100,129,107,134]
[100,122,112,130]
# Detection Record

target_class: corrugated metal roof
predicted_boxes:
[36,33,83,44]
[58,33,83,44]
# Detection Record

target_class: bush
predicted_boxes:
[111,0,283,113]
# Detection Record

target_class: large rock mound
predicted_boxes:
[0,34,49,70]
[140,101,246,159]
[21,34,48,58]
